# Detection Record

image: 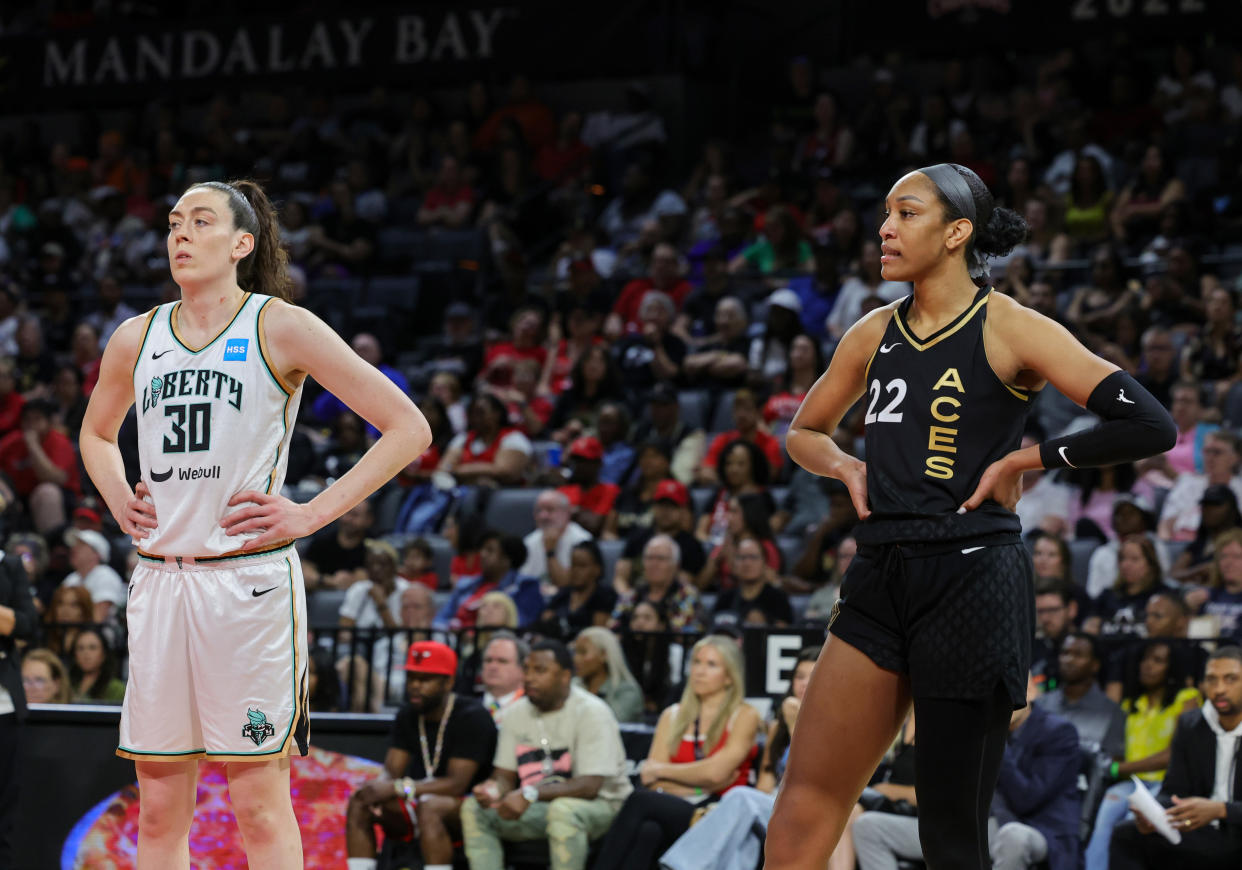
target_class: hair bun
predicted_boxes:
[975,206,1028,258]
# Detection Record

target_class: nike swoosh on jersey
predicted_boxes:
[252,586,280,597]
[151,349,174,360]
[961,547,985,555]
[1058,446,1077,469]
[879,342,902,353]
[150,468,173,482]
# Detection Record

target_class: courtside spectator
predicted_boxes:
[571,626,643,723]
[346,641,496,870]
[1108,646,1242,869]
[480,631,528,723]
[462,640,632,869]
[592,636,760,870]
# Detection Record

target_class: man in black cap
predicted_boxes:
[630,382,705,485]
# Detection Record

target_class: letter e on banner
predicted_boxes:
[765,634,802,695]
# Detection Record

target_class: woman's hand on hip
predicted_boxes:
[959,452,1023,514]
[221,490,317,549]
[839,455,871,520]
[121,481,158,540]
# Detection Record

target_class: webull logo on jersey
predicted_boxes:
[178,465,221,481]
[141,368,244,414]
[223,339,249,361]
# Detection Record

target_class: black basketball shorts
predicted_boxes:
[828,538,1034,709]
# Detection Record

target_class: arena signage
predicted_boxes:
[40,10,516,88]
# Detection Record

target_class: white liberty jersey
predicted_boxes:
[131,292,303,556]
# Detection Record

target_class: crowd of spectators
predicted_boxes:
[3,24,1242,869]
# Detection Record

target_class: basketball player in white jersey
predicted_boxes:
[80,179,432,870]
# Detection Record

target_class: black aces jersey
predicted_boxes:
[856,287,1031,545]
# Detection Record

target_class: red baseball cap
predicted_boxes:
[653,479,689,507]
[405,641,458,676]
[568,436,604,461]
[72,507,103,529]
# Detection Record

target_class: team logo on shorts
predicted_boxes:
[242,708,276,746]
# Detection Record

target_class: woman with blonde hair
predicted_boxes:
[1187,527,1242,636]
[572,626,643,723]
[21,648,71,704]
[592,634,761,870]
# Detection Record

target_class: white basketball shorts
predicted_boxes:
[118,544,310,762]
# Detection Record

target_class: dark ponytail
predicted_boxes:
[925,163,1029,287]
[186,179,293,302]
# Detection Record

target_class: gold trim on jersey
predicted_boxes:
[892,292,989,352]
[131,308,159,380]
[169,292,252,353]
[864,341,881,382]
[1001,381,1031,402]
[256,297,296,396]
[116,746,300,763]
[135,540,295,563]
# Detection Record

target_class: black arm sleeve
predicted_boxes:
[1039,371,1176,471]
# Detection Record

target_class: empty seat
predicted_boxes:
[598,538,627,587]
[482,488,540,538]
[366,275,420,309]
[776,535,804,573]
[690,486,717,517]
[1068,538,1099,587]
[675,390,711,431]
[710,391,736,434]
[307,589,347,627]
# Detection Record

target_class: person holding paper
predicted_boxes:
[1109,646,1242,869]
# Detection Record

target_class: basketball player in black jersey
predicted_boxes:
[764,164,1175,870]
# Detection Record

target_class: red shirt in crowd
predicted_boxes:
[0,428,81,496]
[404,571,440,591]
[534,140,592,184]
[670,715,758,794]
[547,337,605,395]
[422,183,475,213]
[481,342,548,387]
[703,430,784,477]
[451,552,482,588]
[558,482,620,517]
[612,278,693,333]
[763,391,806,429]
[0,392,23,437]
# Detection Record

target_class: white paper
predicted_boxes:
[1127,776,1182,845]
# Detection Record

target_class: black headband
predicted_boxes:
[919,163,992,285]
[920,164,976,225]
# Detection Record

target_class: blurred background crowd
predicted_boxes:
[4,3,1242,866]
